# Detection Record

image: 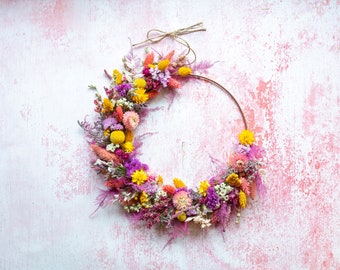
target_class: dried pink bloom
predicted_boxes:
[123,111,140,130]
[172,190,192,210]
[240,177,250,195]
[229,153,248,172]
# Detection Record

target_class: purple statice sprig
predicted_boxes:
[149,66,171,87]
[205,187,220,210]
[115,83,132,97]
[124,157,149,177]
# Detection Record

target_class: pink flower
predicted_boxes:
[229,153,248,172]
[172,190,192,210]
[123,111,140,130]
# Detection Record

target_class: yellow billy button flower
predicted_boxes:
[239,190,247,208]
[122,142,134,153]
[131,169,148,185]
[112,69,122,84]
[110,130,125,144]
[176,211,187,222]
[226,173,241,188]
[134,78,147,88]
[132,88,149,104]
[238,129,255,146]
[102,98,114,113]
[173,178,186,188]
[198,180,210,196]
[178,66,192,76]
[157,59,170,71]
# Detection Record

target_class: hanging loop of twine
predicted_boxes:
[132,22,206,65]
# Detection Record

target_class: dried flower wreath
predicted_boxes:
[79,23,266,238]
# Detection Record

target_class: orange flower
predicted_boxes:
[162,185,176,196]
[144,52,154,68]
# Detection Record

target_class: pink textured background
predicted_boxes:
[1,1,339,269]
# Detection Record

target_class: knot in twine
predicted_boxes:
[132,22,206,64]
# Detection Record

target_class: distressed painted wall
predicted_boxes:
[0,1,339,269]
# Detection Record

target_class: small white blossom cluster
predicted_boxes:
[106,143,120,152]
[116,98,134,110]
[154,190,167,203]
[186,215,211,228]
[215,182,233,201]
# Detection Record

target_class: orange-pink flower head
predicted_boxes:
[172,190,192,210]
[123,111,140,130]
[229,153,248,172]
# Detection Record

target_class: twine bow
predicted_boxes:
[132,22,206,64]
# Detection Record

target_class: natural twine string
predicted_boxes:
[133,23,248,130]
[132,22,206,65]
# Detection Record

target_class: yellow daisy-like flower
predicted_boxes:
[122,141,134,153]
[157,59,170,71]
[110,130,125,144]
[112,69,122,84]
[173,178,186,188]
[238,129,255,146]
[139,191,149,206]
[239,190,247,208]
[178,66,192,76]
[198,180,210,196]
[134,78,146,88]
[132,88,149,104]
[226,173,241,187]
[131,169,148,185]
[176,211,187,222]
[157,175,163,185]
[102,98,113,113]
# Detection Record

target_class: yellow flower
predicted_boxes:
[113,69,122,84]
[134,78,146,88]
[238,129,255,146]
[176,211,187,222]
[198,180,210,196]
[131,170,148,185]
[178,66,192,76]
[103,129,110,138]
[122,142,134,153]
[102,98,113,112]
[157,175,163,185]
[110,130,125,144]
[125,130,134,142]
[239,190,247,208]
[157,59,170,71]
[226,173,241,187]
[173,178,186,188]
[132,88,149,104]
[140,191,149,206]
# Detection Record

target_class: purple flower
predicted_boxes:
[206,187,219,210]
[150,67,170,87]
[234,143,251,155]
[102,117,117,129]
[111,123,124,130]
[124,157,149,177]
[116,83,132,97]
